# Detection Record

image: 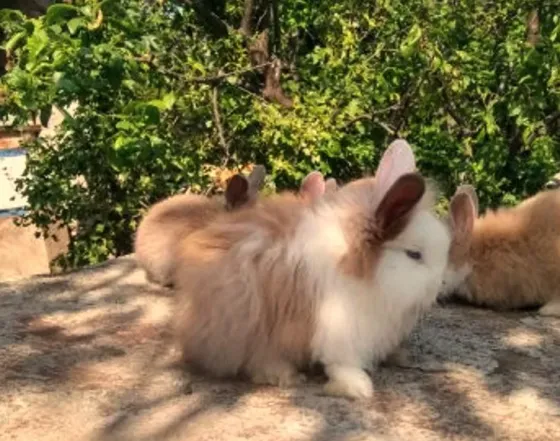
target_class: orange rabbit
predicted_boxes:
[441,184,560,317]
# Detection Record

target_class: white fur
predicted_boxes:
[291,205,451,399]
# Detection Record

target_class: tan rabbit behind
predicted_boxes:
[134,166,267,287]
[172,139,451,399]
[441,184,560,317]
[134,167,332,287]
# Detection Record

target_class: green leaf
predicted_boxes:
[143,105,160,125]
[162,92,176,109]
[400,24,422,58]
[27,27,49,64]
[0,9,26,25]
[45,4,80,25]
[116,120,135,130]
[4,31,27,53]
[509,106,522,117]
[148,93,176,111]
[148,99,166,110]
[54,73,79,93]
[114,136,131,150]
[67,17,86,35]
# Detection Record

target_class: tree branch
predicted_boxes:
[240,0,254,36]
[435,72,477,137]
[526,111,560,146]
[270,0,281,54]
[341,104,401,130]
[184,62,272,85]
[181,0,231,37]
[526,9,540,46]
[210,86,230,166]
[263,58,293,108]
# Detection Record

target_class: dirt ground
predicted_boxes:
[1,256,559,441]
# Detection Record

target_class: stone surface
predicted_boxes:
[0,256,559,441]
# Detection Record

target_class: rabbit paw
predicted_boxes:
[323,365,373,399]
[250,361,306,388]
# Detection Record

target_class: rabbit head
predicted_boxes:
[438,185,478,301]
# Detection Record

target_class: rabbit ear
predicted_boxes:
[300,171,326,201]
[324,178,338,193]
[372,139,417,205]
[246,164,267,196]
[374,173,426,242]
[225,174,250,209]
[449,188,477,247]
[454,184,479,216]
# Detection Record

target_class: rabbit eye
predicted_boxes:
[406,250,422,261]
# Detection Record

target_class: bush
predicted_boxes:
[1,0,558,269]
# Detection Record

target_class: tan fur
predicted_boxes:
[134,167,267,286]
[171,193,314,384]
[134,168,328,287]
[171,172,434,386]
[134,194,225,286]
[450,189,560,311]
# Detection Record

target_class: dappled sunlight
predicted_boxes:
[1,258,560,440]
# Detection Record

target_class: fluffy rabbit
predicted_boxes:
[172,139,450,399]
[440,184,560,317]
[134,165,267,287]
[135,167,332,287]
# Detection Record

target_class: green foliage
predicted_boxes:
[0,0,559,269]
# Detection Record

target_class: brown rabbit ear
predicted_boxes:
[299,171,326,201]
[325,178,338,193]
[454,184,479,216]
[374,173,425,242]
[449,190,476,247]
[246,164,267,196]
[225,174,250,209]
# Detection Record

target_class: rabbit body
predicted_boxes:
[442,187,560,316]
[134,193,225,286]
[172,164,451,399]
[134,166,266,287]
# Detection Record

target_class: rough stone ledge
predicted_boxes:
[1,256,559,441]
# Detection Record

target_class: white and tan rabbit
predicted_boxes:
[440,184,560,317]
[171,139,451,399]
[134,165,267,287]
[135,167,332,287]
